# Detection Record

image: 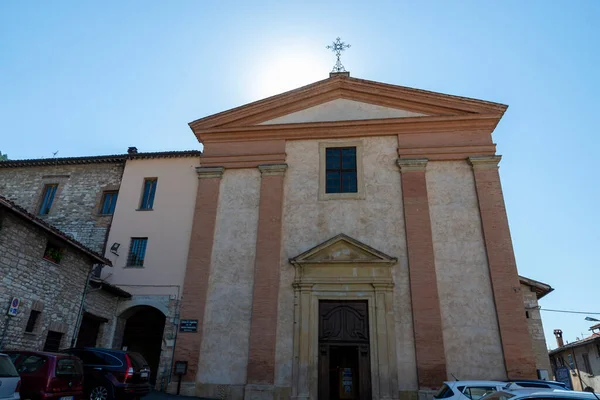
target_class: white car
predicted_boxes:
[0,353,20,400]
[481,389,599,400]
[435,381,512,400]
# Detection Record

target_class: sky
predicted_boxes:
[1,1,599,349]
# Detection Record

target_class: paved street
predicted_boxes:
[143,390,213,400]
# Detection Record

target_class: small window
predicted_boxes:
[582,353,593,374]
[567,354,575,369]
[39,184,58,215]
[43,242,64,264]
[325,147,357,193]
[525,311,530,319]
[139,178,157,210]
[100,191,118,215]
[127,237,148,267]
[43,331,63,352]
[25,310,41,333]
[596,343,600,358]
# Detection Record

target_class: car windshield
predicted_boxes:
[435,385,455,399]
[0,356,19,377]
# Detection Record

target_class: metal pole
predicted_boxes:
[71,266,95,348]
[0,317,10,350]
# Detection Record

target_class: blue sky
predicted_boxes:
[1,1,599,348]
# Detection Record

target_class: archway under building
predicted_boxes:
[120,305,166,385]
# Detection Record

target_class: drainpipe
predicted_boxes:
[71,266,95,348]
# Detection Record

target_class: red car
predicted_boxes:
[5,351,84,400]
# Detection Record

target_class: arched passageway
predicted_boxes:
[121,305,166,385]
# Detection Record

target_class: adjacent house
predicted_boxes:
[549,327,600,391]
[519,276,554,377]
[0,148,201,389]
[0,195,115,351]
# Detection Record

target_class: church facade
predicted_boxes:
[171,72,538,400]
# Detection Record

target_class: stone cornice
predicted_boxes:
[397,158,428,172]
[195,166,225,179]
[195,114,501,144]
[468,155,502,169]
[258,163,288,176]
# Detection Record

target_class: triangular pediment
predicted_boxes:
[189,75,507,131]
[290,234,397,265]
[258,99,426,125]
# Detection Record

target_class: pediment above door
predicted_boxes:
[290,234,397,287]
[290,234,397,265]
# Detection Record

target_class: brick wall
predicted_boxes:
[0,212,92,350]
[0,163,124,252]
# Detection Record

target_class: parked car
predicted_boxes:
[481,389,599,400]
[62,348,151,400]
[0,353,20,400]
[5,350,84,400]
[435,381,513,400]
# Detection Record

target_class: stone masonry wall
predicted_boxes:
[521,283,552,374]
[0,162,124,252]
[0,212,92,350]
[84,288,120,348]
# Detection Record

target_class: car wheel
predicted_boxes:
[89,384,112,400]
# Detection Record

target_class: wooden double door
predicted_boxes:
[318,301,372,400]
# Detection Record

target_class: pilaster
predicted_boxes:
[171,166,224,389]
[468,155,536,378]
[246,164,288,396]
[397,158,447,389]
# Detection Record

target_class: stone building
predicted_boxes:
[549,327,600,391]
[0,149,200,390]
[170,72,541,400]
[0,155,126,252]
[0,195,112,351]
[519,276,554,377]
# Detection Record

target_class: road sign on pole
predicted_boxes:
[7,297,20,317]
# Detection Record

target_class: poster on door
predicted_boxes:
[339,367,355,399]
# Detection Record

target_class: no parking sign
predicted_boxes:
[7,297,20,316]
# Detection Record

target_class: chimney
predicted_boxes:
[127,147,138,154]
[554,329,564,348]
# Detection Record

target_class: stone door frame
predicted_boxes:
[289,234,399,400]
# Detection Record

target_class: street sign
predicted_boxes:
[179,319,198,333]
[7,298,20,317]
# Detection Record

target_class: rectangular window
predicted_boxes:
[325,147,357,194]
[568,354,575,369]
[25,310,41,333]
[43,331,63,352]
[43,242,64,264]
[582,353,593,374]
[597,343,600,358]
[139,178,157,210]
[127,238,148,267]
[100,191,118,215]
[39,184,58,215]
